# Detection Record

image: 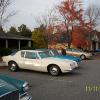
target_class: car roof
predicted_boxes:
[19,50,45,53]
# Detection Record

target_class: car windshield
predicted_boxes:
[51,50,60,56]
[39,52,52,58]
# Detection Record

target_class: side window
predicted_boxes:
[25,52,38,59]
[21,51,25,57]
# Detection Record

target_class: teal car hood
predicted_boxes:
[0,74,25,95]
[0,79,18,97]
[53,55,81,62]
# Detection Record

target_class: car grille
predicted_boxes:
[0,90,19,100]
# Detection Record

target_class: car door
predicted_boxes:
[22,51,42,71]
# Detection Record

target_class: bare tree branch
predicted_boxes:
[85,4,100,29]
[0,0,15,26]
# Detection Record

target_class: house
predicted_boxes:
[0,32,33,50]
[89,30,100,51]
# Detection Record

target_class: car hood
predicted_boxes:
[53,55,81,62]
[0,79,17,97]
[0,74,25,95]
[42,57,75,64]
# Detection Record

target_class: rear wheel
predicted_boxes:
[8,61,19,72]
[48,65,61,76]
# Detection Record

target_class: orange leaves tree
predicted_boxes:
[57,0,84,48]
[56,0,100,49]
[72,27,90,50]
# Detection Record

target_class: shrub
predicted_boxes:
[21,46,35,50]
[0,48,12,57]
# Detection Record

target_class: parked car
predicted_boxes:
[37,49,81,63]
[2,50,78,76]
[65,48,92,60]
[95,49,100,52]
[0,74,32,100]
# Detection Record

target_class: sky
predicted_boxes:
[4,0,100,31]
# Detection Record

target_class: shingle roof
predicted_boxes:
[0,32,32,40]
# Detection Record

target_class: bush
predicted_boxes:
[0,48,12,57]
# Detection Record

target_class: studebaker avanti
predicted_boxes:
[2,50,78,76]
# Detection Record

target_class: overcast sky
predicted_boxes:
[4,0,100,31]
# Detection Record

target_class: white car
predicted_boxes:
[2,50,78,76]
[66,48,92,60]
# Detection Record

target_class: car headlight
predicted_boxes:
[23,82,29,92]
[70,62,75,67]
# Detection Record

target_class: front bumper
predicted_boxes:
[20,94,32,100]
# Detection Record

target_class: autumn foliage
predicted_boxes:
[47,0,94,49]
[72,27,90,49]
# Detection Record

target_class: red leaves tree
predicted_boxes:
[58,0,84,48]
[72,27,90,50]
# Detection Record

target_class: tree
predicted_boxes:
[85,4,100,31]
[34,8,59,47]
[57,0,83,48]
[32,26,47,49]
[0,26,4,32]
[7,26,18,35]
[18,24,32,37]
[35,8,57,29]
[72,27,89,50]
[0,0,16,27]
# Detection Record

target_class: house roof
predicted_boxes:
[0,32,32,41]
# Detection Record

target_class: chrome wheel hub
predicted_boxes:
[51,67,58,74]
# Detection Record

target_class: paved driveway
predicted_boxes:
[0,59,100,100]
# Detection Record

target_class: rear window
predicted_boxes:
[10,51,17,56]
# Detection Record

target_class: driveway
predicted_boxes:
[0,58,100,100]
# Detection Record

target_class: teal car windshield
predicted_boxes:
[51,50,60,56]
[39,52,52,58]
[72,48,82,52]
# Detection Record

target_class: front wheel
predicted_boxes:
[48,65,61,76]
[8,61,18,72]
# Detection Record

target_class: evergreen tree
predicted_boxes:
[7,26,18,35]
[18,24,32,37]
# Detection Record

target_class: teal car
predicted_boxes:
[37,49,81,63]
[0,74,32,100]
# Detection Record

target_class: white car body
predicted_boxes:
[65,49,92,59]
[2,50,78,74]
